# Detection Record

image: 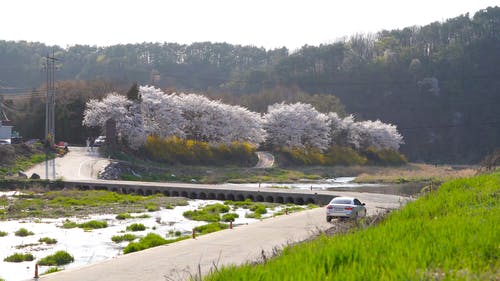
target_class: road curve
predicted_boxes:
[255,151,274,168]
[26,147,110,180]
[28,147,408,281]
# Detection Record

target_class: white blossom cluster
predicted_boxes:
[83,86,403,151]
[83,86,265,149]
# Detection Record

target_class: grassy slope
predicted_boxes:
[205,172,500,281]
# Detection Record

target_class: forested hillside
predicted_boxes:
[0,7,498,163]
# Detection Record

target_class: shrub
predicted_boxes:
[250,204,268,215]
[145,203,159,212]
[3,253,35,262]
[39,237,58,244]
[111,234,137,243]
[324,145,367,165]
[204,203,230,214]
[194,222,229,235]
[115,213,133,220]
[183,203,230,222]
[144,136,257,166]
[124,233,166,254]
[61,220,79,229]
[79,220,108,230]
[126,223,146,231]
[60,220,107,230]
[183,210,220,222]
[37,251,74,266]
[14,228,34,237]
[0,231,7,237]
[362,148,407,166]
[222,213,239,222]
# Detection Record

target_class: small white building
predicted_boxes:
[0,121,13,143]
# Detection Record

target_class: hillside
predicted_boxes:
[0,7,498,163]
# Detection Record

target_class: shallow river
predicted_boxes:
[229,177,423,196]
[0,199,285,281]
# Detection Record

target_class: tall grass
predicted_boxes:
[205,172,500,281]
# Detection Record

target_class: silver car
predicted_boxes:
[326,196,366,222]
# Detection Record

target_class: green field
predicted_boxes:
[205,172,500,280]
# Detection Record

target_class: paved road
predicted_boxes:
[26,147,109,180]
[38,195,405,281]
[27,147,408,281]
[254,151,274,168]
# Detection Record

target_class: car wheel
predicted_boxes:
[326,216,332,222]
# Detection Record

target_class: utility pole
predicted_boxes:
[44,53,57,180]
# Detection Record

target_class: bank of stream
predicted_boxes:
[0,190,305,281]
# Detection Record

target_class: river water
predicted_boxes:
[229,177,423,196]
[0,198,286,281]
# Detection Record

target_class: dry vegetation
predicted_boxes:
[353,163,477,183]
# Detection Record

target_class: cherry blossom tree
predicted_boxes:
[176,93,264,145]
[82,93,130,129]
[83,87,264,149]
[354,120,404,150]
[139,86,186,139]
[264,102,330,150]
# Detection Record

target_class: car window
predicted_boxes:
[331,198,352,204]
[354,199,362,205]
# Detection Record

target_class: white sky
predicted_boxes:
[1,0,498,51]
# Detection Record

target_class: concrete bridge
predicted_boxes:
[61,179,335,205]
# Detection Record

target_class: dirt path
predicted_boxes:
[26,146,110,180]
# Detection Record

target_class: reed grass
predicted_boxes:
[205,172,500,281]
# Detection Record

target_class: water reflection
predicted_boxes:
[228,177,423,196]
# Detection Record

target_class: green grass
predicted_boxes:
[111,234,137,243]
[42,267,61,275]
[115,213,133,220]
[37,251,74,266]
[194,222,229,235]
[183,203,230,222]
[123,233,190,254]
[3,253,35,262]
[126,223,146,231]
[14,228,34,237]
[0,151,54,178]
[222,213,239,222]
[0,189,188,219]
[61,220,107,230]
[0,231,7,237]
[39,237,57,244]
[204,172,500,281]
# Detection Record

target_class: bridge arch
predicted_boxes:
[208,193,216,199]
[181,191,188,198]
[199,192,207,199]
[236,194,245,201]
[295,197,304,205]
[256,195,264,202]
[226,194,235,201]
[217,193,226,200]
[265,196,274,203]
[286,197,294,204]
[190,192,198,199]
[172,191,179,197]
[276,196,284,203]
[163,190,170,196]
